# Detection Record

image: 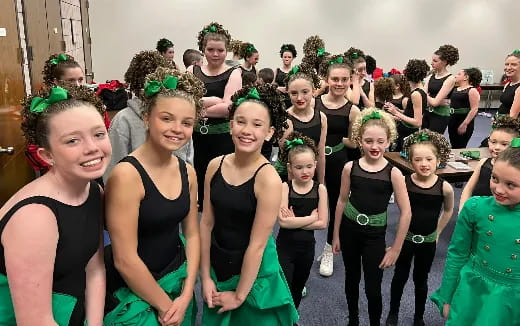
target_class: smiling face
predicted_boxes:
[282,51,294,66]
[504,55,520,79]
[490,160,520,207]
[204,40,227,66]
[488,129,515,158]
[288,150,316,183]
[327,67,351,97]
[410,143,439,178]
[230,101,274,154]
[359,124,390,161]
[288,78,313,110]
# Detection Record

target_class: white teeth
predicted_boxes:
[81,158,101,167]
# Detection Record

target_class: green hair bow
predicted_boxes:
[361,110,381,124]
[203,25,217,34]
[285,138,304,150]
[317,48,326,57]
[50,54,68,65]
[144,75,179,98]
[235,88,261,106]
[329,57,344,65]
[29,86,69,113]
[511,137,520,148]
[288,65,300,77]
[246,45,256,54]
[414,132,430,143]
[283,45,290,51]
[350,52,359,60]
[513,49,520,55]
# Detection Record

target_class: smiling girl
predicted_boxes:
[498,50,520,118]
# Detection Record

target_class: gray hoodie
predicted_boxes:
[103,97,194,181]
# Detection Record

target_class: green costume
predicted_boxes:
[431,196,520,325]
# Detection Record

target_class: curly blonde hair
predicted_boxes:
[197,22,231,52]
[402,129,451,165]
[351,108,397,145]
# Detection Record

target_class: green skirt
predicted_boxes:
[104,262,197,326]
[202,236,299,326]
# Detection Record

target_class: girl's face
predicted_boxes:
[282,51,294,66]
[204,40,227,66]
[246,53,259,66]
[360,124,390,160]
[327,67,351,97]
[488,130,515,158]
[504,56,520,78]
[354,61,367,78]
[162,47,175,61]
[410,144,438,178]
[230,102,274,153]
[42,106,111,181]
[490,160,520,207]
[454,70,468,83]
[431,54,446,71]
[59,67,85,86]
[288,150,316,183]
[145,97,196,152]
[288,78,313,110]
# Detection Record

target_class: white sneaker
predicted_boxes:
[389,193,395,204]
[319,243,334,277]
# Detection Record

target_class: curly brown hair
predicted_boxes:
[344,47,366,65]
[278,131,318,165]
[197,22,231,52]
[124,50,172,95]
[318,54,353,78]
[404,59,430,83]
[229,39,242,55]
[280,44,297,58]
[434,44,459,66]
[229,84,289,141]
[375,77,395,104]
[463,67,482,87]
[238,42,258,59]
[21,84,105,148]
[302,35,326,72]
[286,63,321,90]
[402,129,451,166]
[491,116,520,136]
[42,53,81,87]
[351,108,397,145]
[156,38,174,53]
[389,74,411,98]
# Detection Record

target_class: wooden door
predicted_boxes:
[80,0,93,83]
[0,0,34,205]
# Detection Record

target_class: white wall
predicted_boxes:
[89,0,518,83]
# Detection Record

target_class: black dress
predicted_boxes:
[472,158,493,196]
[498,82,520,116]
[448,87,475,148]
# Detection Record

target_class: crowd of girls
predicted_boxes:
[0,20,519,326]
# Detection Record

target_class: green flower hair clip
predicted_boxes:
[50,54,68,65]
[144,75,179,98]
[235,88,261,106]
[285,138,304,150]
[329,57,344,65]
[203,25,217,34]
[288,65,300,77]
[317,48,326,57]
[30,86,69,113]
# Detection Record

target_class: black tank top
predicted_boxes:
[349,160,394,215]
[403,88,427,121]
[275,68,288,87]
[498,82,520,115]
[239,65,256,75]
[450,87,472,109]
[473,158,493,196]
[428,74,453,98]
[405,175,444,235]
[277,181,319,243]
[315,96,352,146]
[289,108,322,146]
[357,80,372,109]
[390,96,405,111]
[0,182,102,326]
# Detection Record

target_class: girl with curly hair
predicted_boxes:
[42,53,84,88]
[386,129,454,326]
[389,74,411,112]
[332,108,411,326]
[374,77,395,109]
[498,50,520,118]
[155,38,177,68]
[275,44,297,108]
[103,67,205,325]
[200,84,298,325]
[0,84,111,325]
[225,39,242,67]
[345,47,375,110]
[189,22,242,210]
[424,44,459,134]
[238,42,259,76]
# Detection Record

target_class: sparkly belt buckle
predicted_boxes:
[427,107,434,113]
[412,235,425,244]
[450,108,455,114]
[200,125,209,135]
[325,146,333,155]
[356,214,369,226]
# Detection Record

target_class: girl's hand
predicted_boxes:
[160,295,191,326]
[443,303,450,319]
[201,278,217,308]
[457,123,467,135]
[280,207,294,219]
[384,102,399,116]
[212,291,244,313]
[332,235,341,254]
[379,247,400,269]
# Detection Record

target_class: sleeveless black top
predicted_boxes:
[277,181,319,243]
[451,87,472,109]
[239,65,256,76]
[473,158,493,196]
[315,96,352,146]
[289,108,322,146]
[357,80,372,109]
[275,68,288,87]
[403,88,427,122]
[428,74,453,98]
[498,82,520,115]
[390,96,405,111]
[405,175,444,235]
[349,160,394,215]
[0,182,102,326]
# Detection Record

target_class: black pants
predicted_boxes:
[340,218,386,326]
[276,239,315,308]
[448,114,474,149]
[423,111,449,134]
[389,240,436,320]
[325,148,349,244]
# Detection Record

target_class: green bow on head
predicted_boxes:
[283,45,290,51]
[246,45,256,54]
[235,88,261,106]
[288,65,300,77]
[361,110,381,124]
[329,57,344,65]
[285,138,304,150]
[203,25,217,34]
[350,52,359,60]
[144,75,179,98]
[50,54,68,65]
[29,86,69,113]
[162,40,173,48]
[511,137,520,148]
[414,132,430,143]
[317,48,326,57]
[513,49,520,55]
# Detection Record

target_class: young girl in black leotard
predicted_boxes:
[238,42,259,76]
[386,129,454,326]
[200,84,298,325]
[0,85,110,325]
[104,68,204,325]
[345,47,374,110]
[389,74,410,112]
[275,44,297,109]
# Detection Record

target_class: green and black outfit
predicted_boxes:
[395,88,427,152]
[448,87,475,148]
[424,74,453,134]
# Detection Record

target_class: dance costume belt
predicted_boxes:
[325,142,346,155]
[451,107,470,114]
[427,105,451,117]
[405,230,437,244]
[344,201,387,227]
[400,120,419,129]
[195,121,230,135]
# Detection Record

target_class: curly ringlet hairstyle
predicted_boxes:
[389,74,411,98]
[197,22,231,52]
[302,35,327,72]
[318,54,353,79]
[229,84,289,142]
[229,39,243,55]
[365,55,377,75]
[402,129,451,166]
[280,44,297,58]
[496,145,520,170]
[140,67,206,121]
[404,59,430,83]
[285,63,321,90]
[156,38,174,53]
[434,44,459,66]
[238,42,258,59]
[42,53,81,87]
[278,131,318,165]
[351,107,398,145]
[462,67,483,87]
[374,77,395,103]
[124,50,173,95]
[491,116,520,136]
[344,47,366,65]
[21,84,106,149]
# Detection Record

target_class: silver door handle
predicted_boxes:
[0,147,14,155]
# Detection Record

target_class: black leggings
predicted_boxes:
[389,240,436,320]
[276,239,315,308]
[423,111,449,134]
[395,124,417,153]
[325,148,349,244]
[448,114,474,149]
[340,218,386,326]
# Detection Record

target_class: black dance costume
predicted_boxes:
[472,158,493,196]
[395,88,427,152]
[498,82,520,116]
[275,68,292,109]
[357,80,372,111]
[340,160,394,326]
[239,65,257,76]
[390,96,405,111]
[192,65,236,209]
[276,180,320,308]
[0,182,102,326]
[448,87,475,148]
[424,74,453,134]
[389,175,445,322]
